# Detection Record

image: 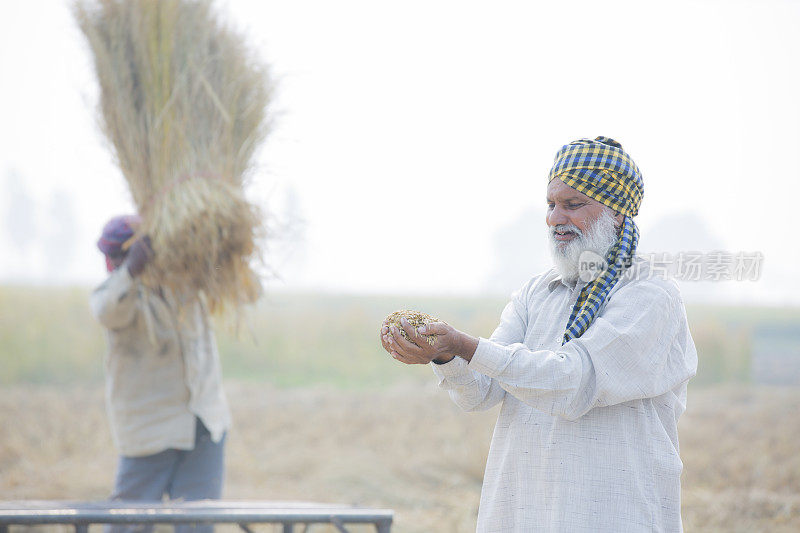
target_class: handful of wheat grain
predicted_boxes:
[384,310,441,347]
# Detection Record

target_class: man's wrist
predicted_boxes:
[431,331,479,365]
[457,332,479,362]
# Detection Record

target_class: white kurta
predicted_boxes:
[432,260,697,532]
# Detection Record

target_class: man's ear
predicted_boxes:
[614,212,624,227]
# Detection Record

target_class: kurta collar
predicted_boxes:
[547,272,587,292]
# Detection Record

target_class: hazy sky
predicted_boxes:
[1,0,799,303]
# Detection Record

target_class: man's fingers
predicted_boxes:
[387,336,409,361]
[399,318,420,340]
[141,235,153,255]
[389,327,435,364]
[381,322,401,355]
[380,333,392,353]
[379,322,394,354]
[391,350,410,363]
[390,326,422,354]
[416,321,449,336]
[131,235,154,258]
[391,347,427,365]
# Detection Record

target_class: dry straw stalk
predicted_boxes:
[75,0,272,312]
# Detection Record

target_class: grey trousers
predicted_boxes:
[106,418,226,533]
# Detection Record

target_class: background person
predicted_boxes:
[90,214,231,533]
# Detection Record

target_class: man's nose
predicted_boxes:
[547,205,569,227]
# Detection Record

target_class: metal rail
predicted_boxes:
[0,500,393,533]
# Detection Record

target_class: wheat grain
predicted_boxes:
[385,310,441,346]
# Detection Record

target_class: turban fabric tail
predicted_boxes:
[548,136,644,344]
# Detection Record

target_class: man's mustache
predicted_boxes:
[550,224,583,237]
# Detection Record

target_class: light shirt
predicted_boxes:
[90,267,231,457]
[432,259,697,532]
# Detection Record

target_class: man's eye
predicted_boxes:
[567,203,584,209]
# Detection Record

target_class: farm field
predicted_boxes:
[1,287,799,532]
[2,383,799,532]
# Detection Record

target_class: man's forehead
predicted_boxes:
[546,179,593,202]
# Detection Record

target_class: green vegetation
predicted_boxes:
[0,286,107,384]
[685,305,800,386]
[1,286,798,388]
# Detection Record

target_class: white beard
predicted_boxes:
[548,208,619,283]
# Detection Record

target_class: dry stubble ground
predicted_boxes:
[1,382,799,533]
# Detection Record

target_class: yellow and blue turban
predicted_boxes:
[548,136,644,344]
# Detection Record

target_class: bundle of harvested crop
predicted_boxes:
[75,0,271,312]
[384,310,441,347]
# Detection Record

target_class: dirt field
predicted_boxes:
[1,382,799,532]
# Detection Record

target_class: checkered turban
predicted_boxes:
[548,136,643,344]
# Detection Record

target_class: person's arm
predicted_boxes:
[466,280,697,420]
[89,267,139,329]
[430,293,533,411]
[429,348,506,412]
[89,237,152,330]
[382,288,531,411]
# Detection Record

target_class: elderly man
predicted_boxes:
[381,137,698,532]
[90,215,231,533]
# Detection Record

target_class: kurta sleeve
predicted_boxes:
[89,267,139,330]
[432,282,532,412]
[467,279,698,420]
